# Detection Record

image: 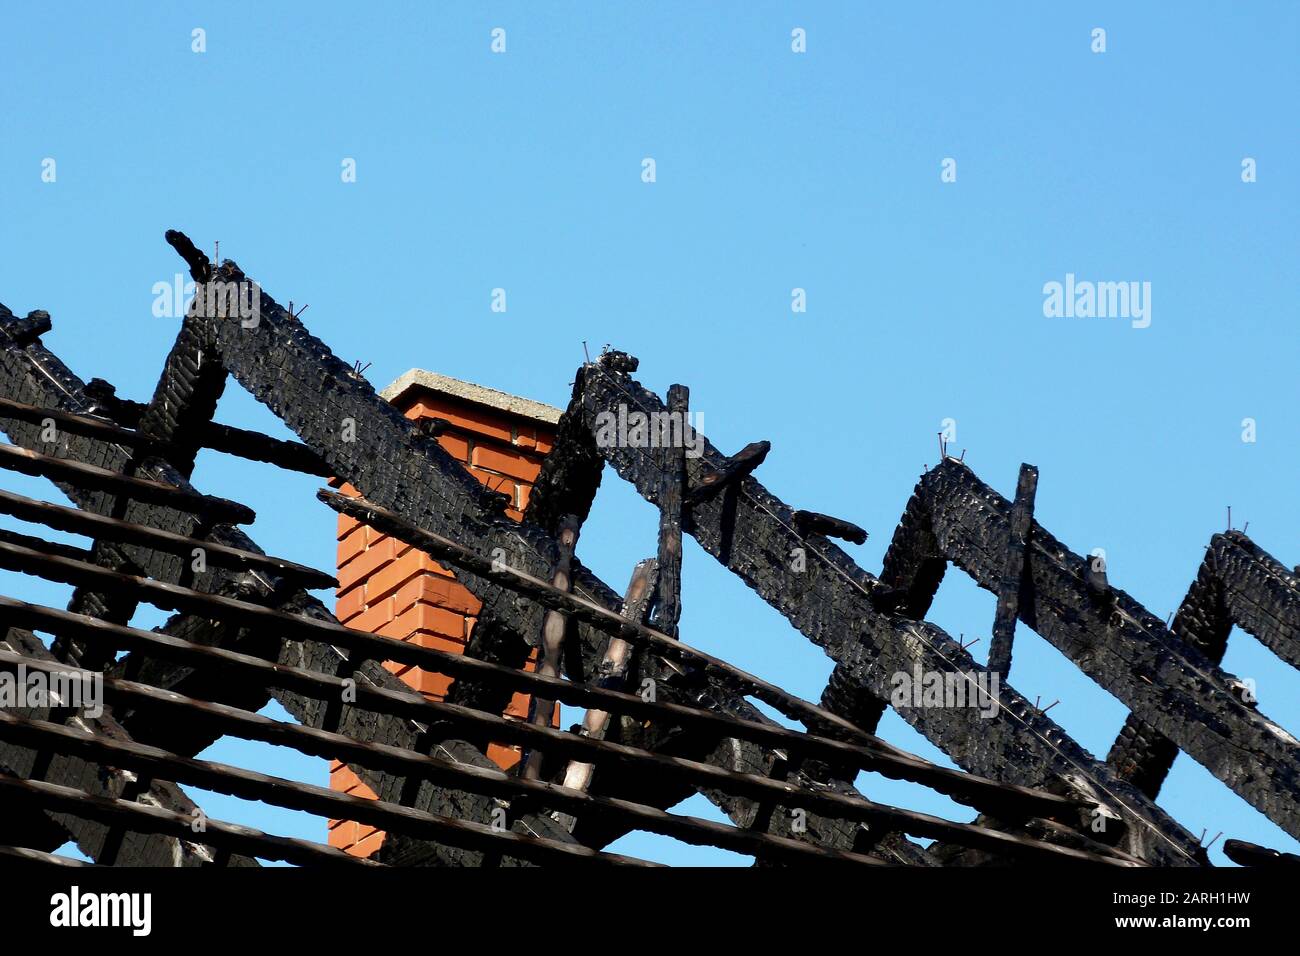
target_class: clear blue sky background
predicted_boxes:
[0,2,1296,866]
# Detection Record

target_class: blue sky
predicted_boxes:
[0,2,1296,866]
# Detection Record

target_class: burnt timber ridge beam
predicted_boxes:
[1107,530,1300,799]
[0,627,256,866]
[572,358,1203,865]
[0,643,1135,866]
[0,309,569,866]
[908,459,1300,841]
[528,365,928,863]
[176,251,911,862]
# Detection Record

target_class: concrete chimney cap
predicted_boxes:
[380,369,563,427]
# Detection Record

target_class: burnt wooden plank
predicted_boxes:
[987,463,1038,678]
[793,510,868,545]
[655,384,689,636]
[686,440,769,506]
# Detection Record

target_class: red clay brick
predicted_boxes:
[488,743,523,769]
[337,513,361,540]
[407,399,513,443]
[346,596,395,635]
[335,587,366,624]
[329,821,358,849]
[365,551,432,605]
[378,604,466,643]
[472,443,543,483]
[393,576,482,617]
[408,631,468,656]
[350,830,385,858]
[337,526,367,567]
[437,432,470,461]
[336,537,397,591]
[408,669,455,698]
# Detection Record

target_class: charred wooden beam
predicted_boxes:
[524,366,605,536]
[913,459,1300,842]
[1222,839,1300,867]
[164,228,213,283]
[686,440,770,506]
[987,463,1038,678]
[571,359,1202,865]
[0,395,182,456]
[0,656,901,867]
[0,594,1094,826]
[0,627,257,866]
[1206,531,1300,670]
[0,488,334,589]
[0,442,254,525]
[655,384,689,635]
[0,703,662,868]
[157,254,863,848]
[0,846,91,867]
[82,379,329,477]
[318,489,902,746]
[0,319,572,866]
[6,310,52,346]
[793,510,868,545]
[0,774,374,868]
[1106,529,1300,799]
[28,662,1124,865]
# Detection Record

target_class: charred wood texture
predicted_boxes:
[912,459,1300,841]
[792,510,868,545]
[686,440,770,506]
[168,246,896,853]
[572,358,1202,865]
[0,627,257,866]
[0,304,565,866]
[654,384,688,636]
[987,463,1038,678]
[524,365,604,536]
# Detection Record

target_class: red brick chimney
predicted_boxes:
[328,370,561,858]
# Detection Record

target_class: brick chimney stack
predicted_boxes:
[328,370,561,858]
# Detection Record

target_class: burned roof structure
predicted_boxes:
[0,230,1296,868]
